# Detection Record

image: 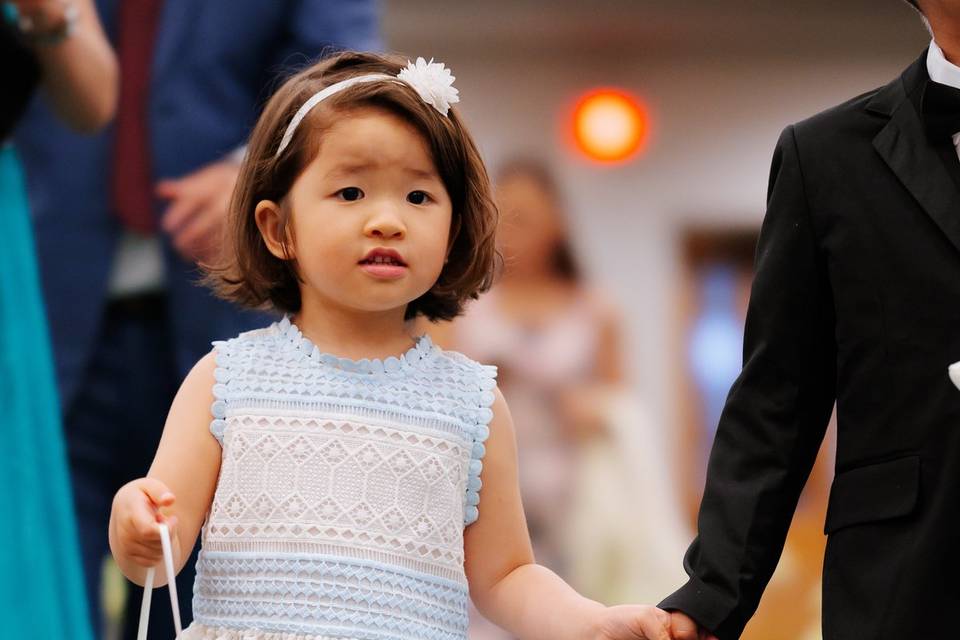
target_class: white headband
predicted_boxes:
[275,57,460,157]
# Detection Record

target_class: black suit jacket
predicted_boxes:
[661,52,960,639]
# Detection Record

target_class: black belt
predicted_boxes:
[107,291,166,317]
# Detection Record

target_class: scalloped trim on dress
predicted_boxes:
[463,361,497,526]
[210,340,232,445]
[277,315,436,375]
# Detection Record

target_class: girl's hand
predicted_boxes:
[589,604,673,640]
[111,477,180,568]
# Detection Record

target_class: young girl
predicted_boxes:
[108,51,672,640]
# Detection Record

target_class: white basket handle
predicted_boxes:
[137,522,182,640]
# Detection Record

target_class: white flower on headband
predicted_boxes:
[397,58,460,116]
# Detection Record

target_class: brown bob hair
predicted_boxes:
[205,50,499,322]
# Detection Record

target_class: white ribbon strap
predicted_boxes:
[275,74,395,157]
[137,523,182,639]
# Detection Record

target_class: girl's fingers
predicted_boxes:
[128,504,162,538]
[633,608,671,640]
[161,515,179,535]
[125,527,162,549]
[655,609,671,627]
[138,478,176,507]
[126,501,173,542]
[644,613,672,640]
[127,541,162,559]
[129,552,163,568]
[126,543,163,566]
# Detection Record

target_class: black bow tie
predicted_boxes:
[922,79,960,141]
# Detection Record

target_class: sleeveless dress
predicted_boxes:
[0,144,93,638]
[181,316,497,640]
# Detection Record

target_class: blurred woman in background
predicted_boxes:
[449,159,625,576]
[428,159,688,636]
[1,0,116,635]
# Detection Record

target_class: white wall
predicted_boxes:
[385,1,929,445]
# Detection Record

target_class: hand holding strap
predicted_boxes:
[136,522,182,639]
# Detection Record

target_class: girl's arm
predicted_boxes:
[108,352,222,587]
[13,0,118,131]
[465,390,671,640]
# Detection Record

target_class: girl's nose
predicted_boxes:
[363,210,406,240]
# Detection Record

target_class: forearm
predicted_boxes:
[35,29,117,130]
[476,563,603,640]
[26,0,118,131]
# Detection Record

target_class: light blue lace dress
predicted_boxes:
[181,317,496,640]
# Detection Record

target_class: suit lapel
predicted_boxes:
[872,54,960,257]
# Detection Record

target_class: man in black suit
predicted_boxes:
[663,1,960,638]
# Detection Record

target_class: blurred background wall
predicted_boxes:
[386,0,927,459]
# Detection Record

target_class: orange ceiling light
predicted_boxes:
[570,88,649,164]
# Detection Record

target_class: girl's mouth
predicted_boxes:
[359,248,408,279]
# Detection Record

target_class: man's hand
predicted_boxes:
[157,160,240,263]
[669,611,718,640]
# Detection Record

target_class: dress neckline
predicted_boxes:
[276,315,436,375]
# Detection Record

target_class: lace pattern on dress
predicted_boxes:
[194,319,496,639]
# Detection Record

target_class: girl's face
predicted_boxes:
[259,107,453,317]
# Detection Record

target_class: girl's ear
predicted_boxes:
[254,199,294,261]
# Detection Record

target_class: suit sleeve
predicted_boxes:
[659,125,837,639]
[277,0,382,67]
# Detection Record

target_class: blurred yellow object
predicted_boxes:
[565,393,690,605]
[101,557,128,639]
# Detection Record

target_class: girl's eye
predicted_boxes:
[337,187,364,201]
[407,190,430,205]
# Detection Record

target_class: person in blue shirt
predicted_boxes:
[13,2,380,638]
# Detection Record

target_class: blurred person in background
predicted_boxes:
[1,0,116,637]
[442,158,624,576]
[13,1,380,638]
[665,1,960,638]
[428,159,688,638]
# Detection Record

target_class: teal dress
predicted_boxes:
[0,144,93,638]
